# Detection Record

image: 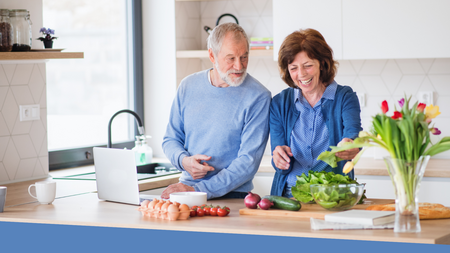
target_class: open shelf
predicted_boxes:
[176,49,273,58]
[0,52,84,60]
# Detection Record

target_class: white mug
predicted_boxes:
[28,181,56,204]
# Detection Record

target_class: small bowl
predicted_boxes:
[170,192,207,207]
[310,184,365,211]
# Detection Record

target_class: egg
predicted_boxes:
[178,204,190,220]
[160,202,171,219]
[167,204,180,221]
[168,204,180,213]
[140,199,150,208]
[179,204,190,212]
[172,201,181,208]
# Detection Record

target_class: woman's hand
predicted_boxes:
[273,145,293,170]
[335,138,359,160]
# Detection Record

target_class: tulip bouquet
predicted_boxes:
[318,95,450,232]
[318,95,450,173]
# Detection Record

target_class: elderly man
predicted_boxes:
[161,23,271,200]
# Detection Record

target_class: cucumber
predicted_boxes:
[262,195,302,211]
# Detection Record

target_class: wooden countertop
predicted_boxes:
[1,170,450,245]
[1,192,450,245]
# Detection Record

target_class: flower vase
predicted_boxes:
[43,40,53,49]
[383,155,430,233]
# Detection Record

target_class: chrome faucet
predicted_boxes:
[107,109,144,148]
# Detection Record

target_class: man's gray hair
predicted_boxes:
[207,23,249,57]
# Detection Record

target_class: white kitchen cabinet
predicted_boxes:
[342,0,450,59]
[273,0,342,60]
[252,172,275,196]
[274,0,450,60]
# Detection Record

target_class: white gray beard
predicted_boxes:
[215,62,247,87]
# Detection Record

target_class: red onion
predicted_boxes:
[244,192,261,209]
[258,198,274,210]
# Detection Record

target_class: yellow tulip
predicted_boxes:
[425,104,441,120]
[343,161,354,174]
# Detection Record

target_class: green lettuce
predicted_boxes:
[291,170,366,204]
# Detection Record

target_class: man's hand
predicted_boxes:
[335,138,359,160]
[273,145,293,170]
[161,183,195,199]
[182,155,215,179]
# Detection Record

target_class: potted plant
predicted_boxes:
[37,27,57,48]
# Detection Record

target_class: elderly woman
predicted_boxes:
[270,28,362,197]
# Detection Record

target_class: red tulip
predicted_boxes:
[417,103,426,113]
[381,100,389,114]
[391,111,402,119]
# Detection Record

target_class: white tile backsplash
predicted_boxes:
[0,63,49,184]
[11,64,33,85]
[3,140,20,179]
[15,158,37,180]
[429,58,450,74]
[11,86,34,105]
[0,67,8,86]
[396,59,425,74]
[0,117,8,136]
[2,64,15,84]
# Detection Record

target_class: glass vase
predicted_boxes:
[383,155,430,233]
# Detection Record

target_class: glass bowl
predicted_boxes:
[310,184,365,211]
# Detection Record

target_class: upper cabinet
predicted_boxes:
[273,0,342,61]
[274,0,450,60]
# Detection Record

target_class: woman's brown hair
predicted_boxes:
[278,28,338,88]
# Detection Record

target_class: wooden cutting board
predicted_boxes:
[239,199,394,219]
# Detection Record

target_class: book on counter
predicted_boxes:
[324,210,396,226]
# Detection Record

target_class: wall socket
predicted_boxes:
[418,91,434,105]
[19,104,40,121]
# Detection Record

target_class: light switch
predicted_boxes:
[19,104,40,121]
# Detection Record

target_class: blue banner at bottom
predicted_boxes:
[0,221,448,253]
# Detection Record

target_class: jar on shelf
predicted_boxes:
[0,9,12,52]
[9,9,31,51]
[26,11,32,47]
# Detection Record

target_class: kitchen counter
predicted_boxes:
[1,177,450,245]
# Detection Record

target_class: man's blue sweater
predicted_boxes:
[163,69,271,199]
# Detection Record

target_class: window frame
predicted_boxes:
[48,0,143,170]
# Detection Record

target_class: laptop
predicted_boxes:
[93,147,161,205]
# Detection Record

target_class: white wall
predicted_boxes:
[142,0,177,158]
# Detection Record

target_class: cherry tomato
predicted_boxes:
[196,208,205,217]
[190,208,197,217]
[210,206,218,216]
[217,207,228,217]
[224,206,230,214]
[204,206,211,216]
[191,205,198,210]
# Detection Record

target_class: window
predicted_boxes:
[43,0,143,169]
